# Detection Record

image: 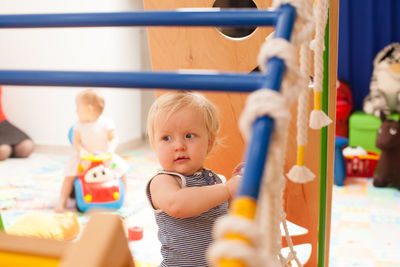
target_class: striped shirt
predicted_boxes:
[146,169,229,267]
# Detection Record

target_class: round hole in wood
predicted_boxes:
[213,0,258,39]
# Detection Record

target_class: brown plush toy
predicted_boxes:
[373,111,400,189]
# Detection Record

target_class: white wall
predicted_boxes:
[0,0,154,148]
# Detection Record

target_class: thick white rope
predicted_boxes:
[208,216,261,267]
[280,213,303,267]
[309,0,332,129]
[213,215,260,246]
[286,0,316,184]
[239,89,291,141]
[241,89,291,267]
[257,38,306,105]
[272,0,315,46]
[208,240,261,267]
[240,39,305,266]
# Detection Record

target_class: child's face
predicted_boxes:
[153,106,212,176]
[76,98,97,123]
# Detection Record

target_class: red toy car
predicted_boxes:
[73,153,125,212]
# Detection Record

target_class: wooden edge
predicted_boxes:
[325,0,339,266]
[60,212,134,267]
[0,231,66,259]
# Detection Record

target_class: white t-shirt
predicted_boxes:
[64,116,129,177]
[75,116,114,153]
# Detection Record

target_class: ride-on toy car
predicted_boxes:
[73,153,125,212]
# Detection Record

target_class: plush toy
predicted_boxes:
[336,80,353,137]
[6,212,80,241]
[373,111,400,190]
[363,43,400,117]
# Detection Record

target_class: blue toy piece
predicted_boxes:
[73,153,125,212]
[68,125,74,144]
[334,136,349,186]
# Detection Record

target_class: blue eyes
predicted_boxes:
[186,133,195,139]
[161,133,195,141]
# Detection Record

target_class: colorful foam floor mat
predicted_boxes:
[0,148,162,266]
[330,177,400,267]
[1,149,399,266]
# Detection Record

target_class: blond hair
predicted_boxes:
[76,89,105,116]
[147,91,220,150]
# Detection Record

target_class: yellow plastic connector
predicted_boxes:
[297,145,305,166]
[314,91,322,111]
[230,197,257,219]
[219,259,247,267]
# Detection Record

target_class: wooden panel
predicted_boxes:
[284,94,320,267]
[0,231,66,258]
[325,0,339,266]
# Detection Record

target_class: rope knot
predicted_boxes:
[239,89,291,141]
[257,38,307,104]
[273,0,315,45]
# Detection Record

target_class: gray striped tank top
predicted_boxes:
[146,169,229,267]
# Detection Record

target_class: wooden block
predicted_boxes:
[60,212,134,267]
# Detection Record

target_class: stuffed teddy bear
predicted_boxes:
[363,43,400,117]
[373,111,400,190]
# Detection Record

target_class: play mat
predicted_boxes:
[330,177,400,266]
[0,147,162,266]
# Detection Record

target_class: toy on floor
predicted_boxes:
[0,213,4,231]
[128,226,143,241]
[342,146,379,178]
[6,212,80,241]
[363,43,400,117]
[73,153,125,212]
[334,136,348,186]
[336,80,353,137]
[373,111,400,189]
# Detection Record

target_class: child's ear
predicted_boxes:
[207,137,215,153]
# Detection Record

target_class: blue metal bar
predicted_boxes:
[0,70,267,92]
[0,9,278,28]
[238,4,296,199]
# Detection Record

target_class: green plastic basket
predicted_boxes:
[349,111,400,153]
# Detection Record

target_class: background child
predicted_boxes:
[146,91,242,266]
[55,89,129,212]
[0,86,34,160]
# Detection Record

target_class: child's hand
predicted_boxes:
[232,162,245,177]
[225,175,242,199]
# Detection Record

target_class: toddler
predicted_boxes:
[56,89,129,212]
[146,91,242,266]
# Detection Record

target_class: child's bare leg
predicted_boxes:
[0,144,12,160]
[55,176,75,212]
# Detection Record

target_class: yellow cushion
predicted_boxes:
[6,212,80,241]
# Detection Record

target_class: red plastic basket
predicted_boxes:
[344,152,379,178]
